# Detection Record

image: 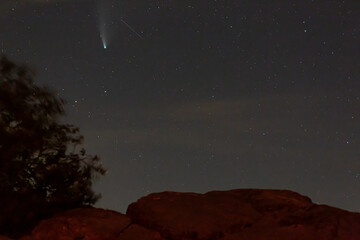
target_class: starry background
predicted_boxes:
[1,0,359,212]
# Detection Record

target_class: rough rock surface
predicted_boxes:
[127,189,360,240]
[0,236,13,240]
[12,189,360,240]
[20,208,164,240]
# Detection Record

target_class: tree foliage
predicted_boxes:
[0,55,106,237]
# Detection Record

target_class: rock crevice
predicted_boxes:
[117,222,133,235]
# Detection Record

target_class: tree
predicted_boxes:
[0,55,106,238]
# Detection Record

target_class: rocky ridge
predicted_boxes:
[1,189,359,240]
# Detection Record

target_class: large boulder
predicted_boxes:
[20,207,163,240]
[127,189,360,240]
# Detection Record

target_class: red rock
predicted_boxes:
[127,189,360,240]
[0,236,13,240]
[115,224,164,240]
[20,207,164,240]
[14,189,360,240]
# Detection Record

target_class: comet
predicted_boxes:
[98,0,110,50]
[102,37,107,49]
[97,0,143,49]
[100,33,107,49]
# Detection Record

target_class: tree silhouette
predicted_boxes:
[0,55,106,238]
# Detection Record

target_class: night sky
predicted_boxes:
[1,0,359,212]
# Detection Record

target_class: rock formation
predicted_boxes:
[19,208,163,240]
[0,189,358,240]
[0,236,13,240]
[127,189,360,240]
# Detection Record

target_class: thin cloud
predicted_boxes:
[80,93,358,158]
